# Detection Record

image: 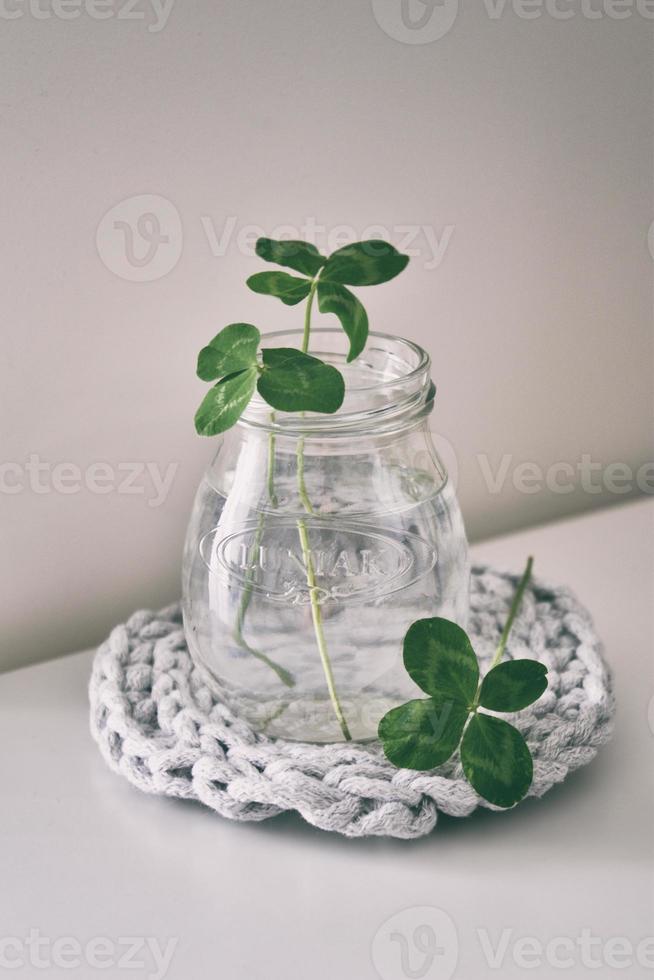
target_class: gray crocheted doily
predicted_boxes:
[89,565,615,839]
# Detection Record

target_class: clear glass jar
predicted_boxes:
[182,329,469,743]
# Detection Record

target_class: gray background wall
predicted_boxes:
[2,0,652,673]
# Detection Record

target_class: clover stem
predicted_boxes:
[296,273,352,741]
[297,517,352,741]
[266,411,278,507]
[301,277,319,353]
[232,600,295,687]
[296,436,313,514]
[489,556,534,671]
[232,411,294,688]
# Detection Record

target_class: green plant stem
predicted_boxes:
[489,556,534,671]
[296,436,313,514]
[266,412,278,507]
[467,556,534,714]
[296,273,352,741]
[297,518,352,741]
[233,599,294,687]
[301,278,319,353]
[232,412,294,688]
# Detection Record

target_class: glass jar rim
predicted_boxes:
[241,329,433,435]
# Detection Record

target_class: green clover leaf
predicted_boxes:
[316,281,369,363]
[257,348,345,414]
[246,271,313,306]
[378,696,470,771]
[321,240,410,286]
[196,323,260,381]
[479,659,548,712]
[194,368,258,436]
[403,618,479,706]
[460,714,534,809]
[255,237,326,277]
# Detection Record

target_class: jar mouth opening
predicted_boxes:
[243,329,433,434]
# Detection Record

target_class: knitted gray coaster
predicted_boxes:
[89,565,615,839]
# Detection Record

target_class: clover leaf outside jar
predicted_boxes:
[182,329,470,743]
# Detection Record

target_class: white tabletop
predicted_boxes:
[1,499,653,980]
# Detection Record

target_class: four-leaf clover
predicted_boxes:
[247,238,409,362]
[379,559,548,808]
[194,323,345,435]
